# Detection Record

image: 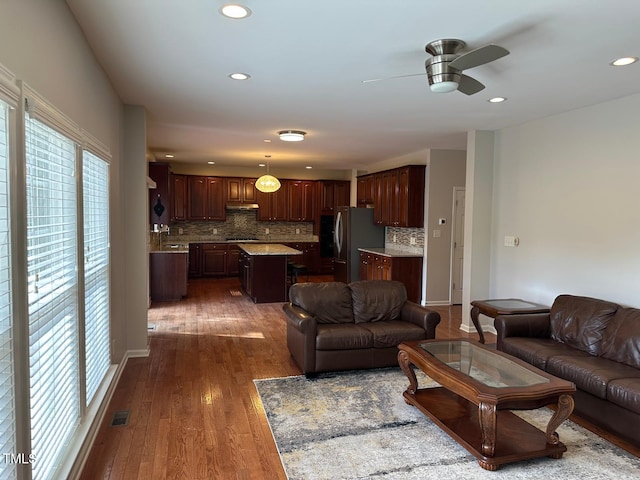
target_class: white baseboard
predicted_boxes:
[66,346,149,479]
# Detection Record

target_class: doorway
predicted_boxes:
[451,187,465,304]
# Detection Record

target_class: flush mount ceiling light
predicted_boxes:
[256,161,281,193]
[278,130,306,142]
[220,4,251,19]
[610,56,638,66]
[228,72,251,80]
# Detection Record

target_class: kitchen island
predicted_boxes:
[238,243,302,303]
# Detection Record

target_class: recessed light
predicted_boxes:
[264,139,271,143]
[305,166,313,169]
[488,97,507,103]
[228,73,251,80]
[164,154,174,158]
[610,56,638,66]
[220,4,251,19]
[207,161,215,165]
[258,163,266,167]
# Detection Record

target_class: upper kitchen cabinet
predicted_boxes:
[372,165,425,228]
[170,173,188,221]
[256,182,288,221]
[288,180,315,222]
[187,175,226,221]
[356,174,375,208]
[226,177,257,203]
[319,180,350,215]
[148,163,170,225]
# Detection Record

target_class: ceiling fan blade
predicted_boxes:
[362,73,425,84]
[449,44,509,71]
[457,74,485,95]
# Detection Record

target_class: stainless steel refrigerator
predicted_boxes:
[333,207,385,283]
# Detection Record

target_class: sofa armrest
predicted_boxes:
[494,313,551,351]
[282,303,318,374]
[282,303,317,335]
[400,301,441,339]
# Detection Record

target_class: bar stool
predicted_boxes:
[288,262,308,284]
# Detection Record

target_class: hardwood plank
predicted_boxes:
[79,276,637,479]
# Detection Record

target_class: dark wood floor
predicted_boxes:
[80,276,638,479]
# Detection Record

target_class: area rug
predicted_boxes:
[254,368,640,479]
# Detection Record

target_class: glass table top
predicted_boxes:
[481,299,542,310]
[419,340,549,388]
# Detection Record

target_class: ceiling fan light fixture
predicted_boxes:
[429,81,459,93]
[278,130,306,142]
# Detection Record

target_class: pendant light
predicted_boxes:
[256,162,281,193]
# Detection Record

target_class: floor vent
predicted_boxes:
[229,289,243,297]
[148,324,157,331]
[111,410,130,427]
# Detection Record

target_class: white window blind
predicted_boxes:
[25,113,80,480]
[0,99,16,480]
[82,150,110,405]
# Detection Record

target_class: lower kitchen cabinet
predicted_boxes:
[150,252,188,302]
[359,251,422,303]
[202,244,227,276]
[284,242,320,274]
[189,243,241,278]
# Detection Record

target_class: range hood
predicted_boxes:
[226,202,259,210]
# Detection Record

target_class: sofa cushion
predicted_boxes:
[607,378,640,415]
[549,294,619,355]
[349,280,407,324]
[316,324,373,350]
[360,321,426,348]
[546,355,640,399]
[501,337,592,371]
[289,282,354,324]
[600,307,640,369]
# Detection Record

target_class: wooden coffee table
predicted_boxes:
[398,339,576,471]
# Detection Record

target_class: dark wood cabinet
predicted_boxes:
[370,165,425,227]
[285,242,320,274]
[188,176,226,221]
[319,180,350,215]
[227,245,240,276]
[188,243,202,277]
[288,180,315,221]
[356,174,375,208]
[227,177,257,203]
[359,251,423,303]
[256,182,288,221]
[170,174,188,221]
[202,243,227,275]
[150,252,188,302]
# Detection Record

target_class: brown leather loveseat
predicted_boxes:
[495,294,640,447]
[283,280,441,375]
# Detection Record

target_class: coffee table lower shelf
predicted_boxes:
[404,387,567,470]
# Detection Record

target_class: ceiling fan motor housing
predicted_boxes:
[424,39,466,88]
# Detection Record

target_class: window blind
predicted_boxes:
[82,150,110,405]
[0,99,16,480]
[25,113,80,480]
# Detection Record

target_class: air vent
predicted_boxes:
[111,410,130,427]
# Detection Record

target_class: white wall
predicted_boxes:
[490,94,640,308]
[0,0,138,360]
[424,150,466,303]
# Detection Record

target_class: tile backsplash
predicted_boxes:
[160,210,315,243]
[385,227,424,255]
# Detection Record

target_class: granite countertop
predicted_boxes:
[358,247,423,258]
[150,244,189,253]
[238,243,302,256]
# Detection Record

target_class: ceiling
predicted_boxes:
[65,0,640,172]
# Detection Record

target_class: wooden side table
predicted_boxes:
[470,298,550,344]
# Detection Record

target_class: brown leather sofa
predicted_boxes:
[283,280,441,375]
[495,294,640,447]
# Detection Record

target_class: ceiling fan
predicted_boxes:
[364,38,510,95]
